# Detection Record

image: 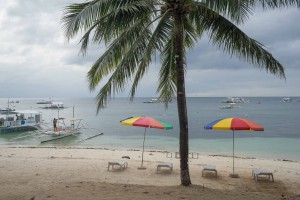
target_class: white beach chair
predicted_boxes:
[107,161,128,171]
[252,169,274,182]
[156,162,173,174]
[201,165,218,177]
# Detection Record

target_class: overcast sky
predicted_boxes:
[0,1,299,99]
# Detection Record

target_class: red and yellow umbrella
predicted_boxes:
[120,116,173,130]
[120,116,173,169]
[204,118,264,177]
[204,118,264,131]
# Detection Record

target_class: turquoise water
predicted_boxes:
[1,97,300,161]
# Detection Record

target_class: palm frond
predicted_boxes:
[193,4,285,78]
[157,36,177,104]
[87,15,152,91]
[62,0,105,40]
[129,11,174,99]
[257,0,300,8]
[198,0,255,24]
[94,17,156,112]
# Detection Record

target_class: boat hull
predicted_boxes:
[39,129,80,143]
[0,125,39,133]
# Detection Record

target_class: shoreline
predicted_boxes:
[3,145,300,163]
[1,147,300,199]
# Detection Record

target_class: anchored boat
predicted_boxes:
[41,102,65,109]
[38,117,82,143]
[0,110,42,133]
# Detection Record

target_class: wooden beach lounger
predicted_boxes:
[108,161,128,171]
[156,162,173,174]
[201,165,218,177]
[252,169,274,182]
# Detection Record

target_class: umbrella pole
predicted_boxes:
[233,130,235,174]
[230,130,239,178]
[139,128,147,169]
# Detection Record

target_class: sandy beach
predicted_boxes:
[1,147,300,200]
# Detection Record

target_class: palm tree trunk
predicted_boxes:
[174,5,191,186]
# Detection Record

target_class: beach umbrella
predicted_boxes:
[120,116,173,169]
[204,117,264,178]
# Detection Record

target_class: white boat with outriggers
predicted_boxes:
[41,102,65,109]
[38,117,82,143]
[221,97,249,103]
[36,99,53,104]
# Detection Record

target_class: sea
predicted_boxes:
[1,97,300,161]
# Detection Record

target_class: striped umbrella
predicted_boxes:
[120,116,173,169]
[204,118,264,177]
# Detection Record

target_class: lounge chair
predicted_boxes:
[252,169,274,182]
[107,161,128,171]
[201,165,217,177]
[156,162,173,174]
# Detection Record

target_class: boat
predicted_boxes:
[221,97,249,103]
[1,99,17,114]
[282,97,292,102]
[41,102,65,109]
[0,110,42,133]
[143,98,160,103]
[220,103,241,109]
[37,98,53,104]
[38,117,82,143]
[0,108,17,115]
[9,100,19,103]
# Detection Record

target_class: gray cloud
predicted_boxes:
[0,1,299,98]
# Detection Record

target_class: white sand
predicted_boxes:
[0,147,299,200]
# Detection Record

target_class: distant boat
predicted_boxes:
[0,110,42,133]
[220,103,241,109]
[221,97,249,103]
[0,108,16,115]
[1,99,17,114]
[282,98,292,102]
[37,99,53,104]
[41,102,65,109]
[143,98,160,103]
[9,100,19,103]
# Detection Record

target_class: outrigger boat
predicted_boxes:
[37,100,52,104]
[41,102,65,109]
[38,117,82,143]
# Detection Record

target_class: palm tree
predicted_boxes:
[62,0,299,186]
